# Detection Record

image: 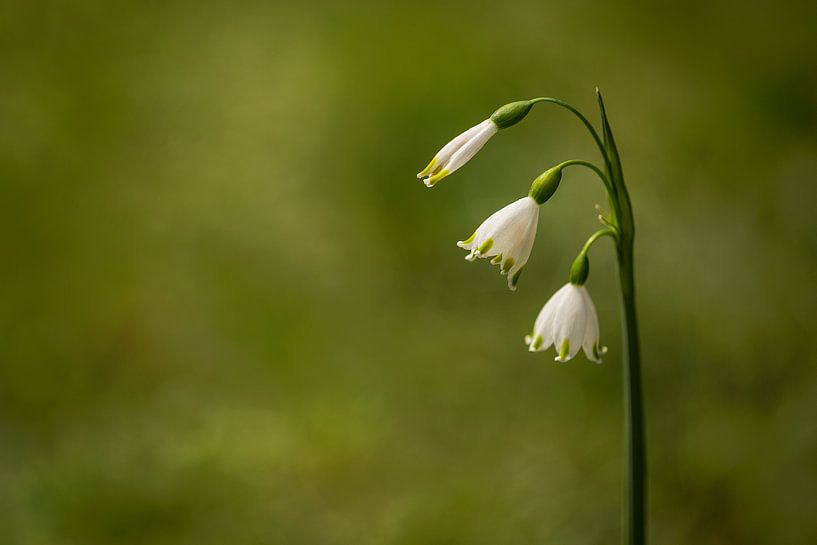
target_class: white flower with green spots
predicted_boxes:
[457,196,539,291]
[417,119,498,187]
[525,283,607,363]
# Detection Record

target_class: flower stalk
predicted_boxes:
[417,90,646,545]
[536,91,646,545]
[596,90,646,545]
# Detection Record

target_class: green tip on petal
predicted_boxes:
[459,232,476,246]
[477,238,493,254]
[425,169,450,187]
[558,339,570,361]
[501,257,515,273]
[532,335,543,350]
[490,254,503,265]
[417,157,437,178]
[510,266,525,289]
[592,343,607,363]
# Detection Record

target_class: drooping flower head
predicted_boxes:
[417,100,536,188]
[457,196,540,290]
[525,282,607,363]
[417,119,498,187]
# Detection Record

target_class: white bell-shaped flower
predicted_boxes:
[525,283,607,363]
[457,196,539,290]
[417,119,498,187]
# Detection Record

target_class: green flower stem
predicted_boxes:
[580,227,618,256]
[569,228,616,286]
[529,97,606,157]
[527,97,616,221]
[618,238,645,545]
[556,159,613,194]
[596,90,646,545]
[540,93,645,545]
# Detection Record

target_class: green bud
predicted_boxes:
[569,253,590,285]
[490,100,534,129]
[528,167,562,205]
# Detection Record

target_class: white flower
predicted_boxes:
[417,119,498,187]
[457,196,539,290]
[525,283,607,363]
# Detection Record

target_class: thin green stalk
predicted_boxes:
[556,159,612,194]
[529,97,606,158]
[527,92,646,544]
[618,240,645,545]
[596,90,646,545]
[580,227,618,255]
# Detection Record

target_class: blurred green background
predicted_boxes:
[2,0,817,543]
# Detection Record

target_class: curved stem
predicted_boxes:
[529,97,606,159]
[580,227,617,256]
[569,227,618,285]
[556,159,613,194]
[527,92,644,544]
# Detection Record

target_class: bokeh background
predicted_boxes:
[2,0,817,543]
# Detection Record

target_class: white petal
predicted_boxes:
[434,119,492,167]
[531,284,570,350]
[487,197,538,252]
[500,202,539,288]
[553,285,587,361]
[458,196,540,289]
[529,283,606,363]
[579,288,604,363]
[444,120,498,174]
[460,198,524,256]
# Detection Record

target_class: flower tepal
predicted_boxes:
[417,119,498,187]
[525,283,607,363]
[457,196,540,290]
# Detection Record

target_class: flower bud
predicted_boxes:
[417,119,498,187]
[490,100,534,129]
[528,167,562,205]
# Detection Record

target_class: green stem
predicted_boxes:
[580,227,617,255]
[529,97,620,225]
[595,90,646,545]
[529,97,606,158]
[531,91,645,545]
[556,159,613,194]
[569,228,616,285]
[618,238,645,545]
